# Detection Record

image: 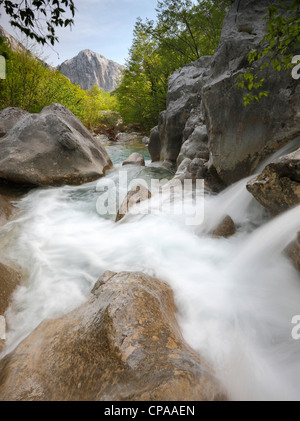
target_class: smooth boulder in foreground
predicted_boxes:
[0,104,113,187]
[0,271,225,401]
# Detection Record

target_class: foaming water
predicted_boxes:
[1,142,300,400]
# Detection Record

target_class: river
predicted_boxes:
[1,137,300,401]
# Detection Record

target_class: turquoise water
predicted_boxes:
[98,137,151,165]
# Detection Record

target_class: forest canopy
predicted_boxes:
[116,0,232,130]
[0,38,118,130]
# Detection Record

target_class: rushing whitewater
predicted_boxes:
[0,140,300,401]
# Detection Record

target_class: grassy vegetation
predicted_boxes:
[0,38,118,131]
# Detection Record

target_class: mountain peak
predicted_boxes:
[57,50,123,92]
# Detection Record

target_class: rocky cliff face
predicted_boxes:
[57,49,123,92]
[0,25,24,51]
[149,0,300,187]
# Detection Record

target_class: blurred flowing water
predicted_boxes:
[1,138,300,401]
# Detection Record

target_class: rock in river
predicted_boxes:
[247,147,300,215]
[122,153,145,167]
[0,271,225,401]
[0,104,113,187]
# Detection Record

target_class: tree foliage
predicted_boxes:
[0,39,118,129]
[0,0,75,45]
[116,0,231,130]
[237,0,300,106]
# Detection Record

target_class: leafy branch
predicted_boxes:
[237,0,300,106]
[0,0,76,45]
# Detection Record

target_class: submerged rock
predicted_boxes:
[0,104,113,187]
[122,153,145,167]
[213,216,236,238]
[116,184,151,222]
[0,271,225,401]
[286,233,300,272]
[247,147,300,215]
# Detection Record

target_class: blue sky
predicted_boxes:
[0,0,158,66]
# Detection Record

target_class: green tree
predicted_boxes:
[116,0,231,129]
[116,21,171,129]
[0,35,11,58]
[0,40,118,129]
[81,85,118,130]
[0,0,75,45]
[146,0,231,65]
[237,0,300,106]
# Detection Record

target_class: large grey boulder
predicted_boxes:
[247,146,300,215]
[0,104,113,187]
[0,108,29,138]
[203,0,299,184]
[149,56,212,167]
[57,49,123,92]
[0,271,225,401]
[177,105,209,166]
[150,0,300,186]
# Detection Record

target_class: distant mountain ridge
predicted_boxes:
[57,49,123,92]
[0,25,25,51]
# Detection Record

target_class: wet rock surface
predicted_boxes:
[247,147,300,215]
[116,185,151,222]
[213,216,236,238]
[0,271,225,401]
[122,153,145,167]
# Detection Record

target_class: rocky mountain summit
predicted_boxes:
[57,49,123,92]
